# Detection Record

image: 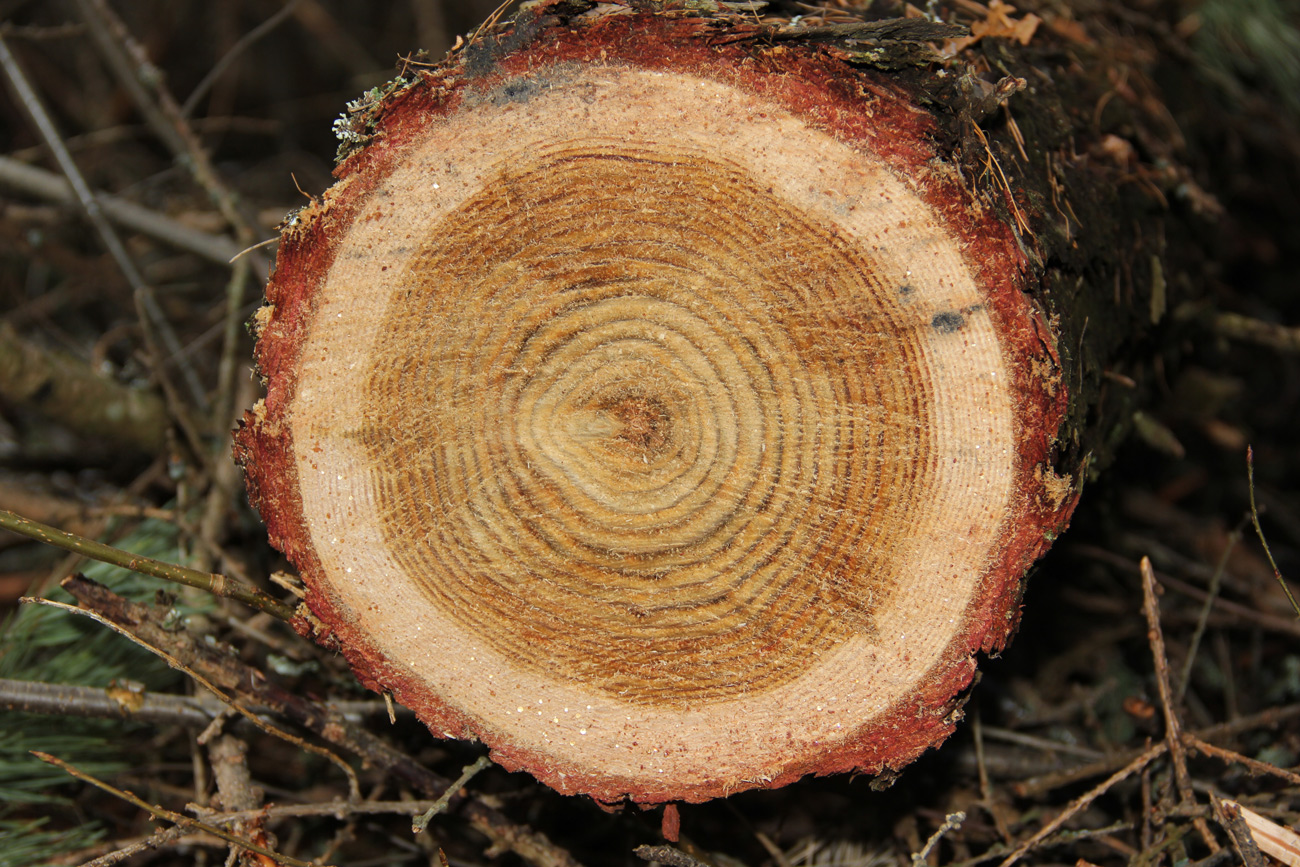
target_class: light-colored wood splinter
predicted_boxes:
[237,5,1077,804]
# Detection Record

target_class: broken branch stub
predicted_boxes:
[236,6,1076,803]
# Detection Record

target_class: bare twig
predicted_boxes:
[33,752,322,867]
[1,683,391,730]
[72,0,275,445]
[913,812,966,867]
[972,710,1012,844]
[1141,556,1220,852]
[76,826,191,867]
[1,509,294,620]
[290,0,383,77]
[997,741,1167,867]
[194,798,490,825]
[1178,521,1244,702]
[1140,557,1194,800]
[1073,544,1300,638]
[948,823,1135,867]
[182,0,303,118]
[979,724,1104,761]
[74,0,267,258]
[0,155,246,265]
[199,306,254,570]
[752,832,789,867]
[1247,446,1300,617]
[0,677,212,726]
[208,736,260,812]
[412,754,492,833]
[470,0,519,44]
[1220,800,1300,867]
[1184,734,1300,787]
[208,734,269,865]
[0,22,85,40]
[1014,701,1300,797]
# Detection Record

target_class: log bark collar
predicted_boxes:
[236,4,1076,804]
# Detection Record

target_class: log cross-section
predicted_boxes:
[236,4,1078,804]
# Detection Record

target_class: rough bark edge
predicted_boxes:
[234,3,1078,804]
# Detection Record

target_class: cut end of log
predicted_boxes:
[236,5,1076,804]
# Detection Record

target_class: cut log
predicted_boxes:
[236,1,1173,803]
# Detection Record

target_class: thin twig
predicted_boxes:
[996,741,1167,867]
[8,116,281,162]
[1178,521,1244,702]
[968,121,1029,237]
[181,0,303,118]
[913,812,965,867]
[76,825,191,867]
[0,509,295,621]
[0,155,246,265]
[1014,701,1300,797]
[1142,557,1220,852]
[1073,544,1300,638]
[979,725,1104,761]
[470,0,518,44]
[0,677,212,726]
[412,754,492,833]
[230,235,279,263]
[195,798,491,825]
[972,710,1012,844]
[1247,446,1300,617]
[1140,556,1194,801]
[1220,799,1300,867]
[948,823,1134,867]
[33,752,323,867]
[200,264,254,570]
[0,678,391,730]
[0,22,86,40]
[210,262,252,439]
[1184,734,1300,787]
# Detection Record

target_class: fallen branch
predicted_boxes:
[0,155,246,266]
[0,677,394,730]
[0,509,295,621]
[1247,446,1300,617]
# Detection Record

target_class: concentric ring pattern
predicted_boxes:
[357,142,932,706]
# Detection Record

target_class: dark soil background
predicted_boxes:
[1,1,1298,866]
